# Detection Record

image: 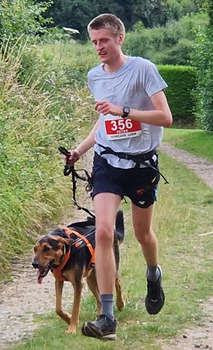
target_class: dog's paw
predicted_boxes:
[65,327,77,334]
[116,298,125,311]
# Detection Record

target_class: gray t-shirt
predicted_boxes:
[88,56,168,169]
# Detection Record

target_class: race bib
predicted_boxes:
[105,116,142,140]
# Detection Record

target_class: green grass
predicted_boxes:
[163,128,213,162]
[8,152,213,350]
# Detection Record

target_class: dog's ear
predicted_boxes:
[36,235,43,240]
[36,235,47,243]
[57,237,75,246]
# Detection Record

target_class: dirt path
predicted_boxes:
[0,143,213,349]
[159,143,213,190]
[158,296,213,350]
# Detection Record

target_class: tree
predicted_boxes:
[124,13,208,66]
[38,0,124,38]
[0,0,52,43]
[37,0,199,38]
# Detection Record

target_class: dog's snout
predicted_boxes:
[32,260,39,269]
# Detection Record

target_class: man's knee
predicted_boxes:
[96,224,114,247]
[134,228,156,246]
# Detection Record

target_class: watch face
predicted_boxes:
[123,106,130,114]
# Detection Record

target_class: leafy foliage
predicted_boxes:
[123,13,208,66]
[192,29,213,132]
[38,0,202,38]
[0,0,52,43]
[191,1,213,132]
[158,65,197,124]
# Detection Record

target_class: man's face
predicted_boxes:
[89,27,124,66]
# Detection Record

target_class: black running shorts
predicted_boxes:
[91,153,160,208]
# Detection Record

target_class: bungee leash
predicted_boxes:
[58,146,95,218]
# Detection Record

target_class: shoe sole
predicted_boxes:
[82,322,117,341]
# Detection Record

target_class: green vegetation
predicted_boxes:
[0,39,96,275]
[39,0,205,37]
[0,0,52,44]
[192,25,213,132]
[158,65,197,124]
[124,13,208,65]
[39,41,99,83]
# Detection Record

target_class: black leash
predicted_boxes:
[58,147,95,218]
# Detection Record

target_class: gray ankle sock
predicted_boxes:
[100,294,114,321]
[146,265,161,282]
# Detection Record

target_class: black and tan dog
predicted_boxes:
[32,210,125,334]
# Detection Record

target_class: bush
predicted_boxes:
[191,27,213,132]
[39,41,99,87]
[123,14,208,66]
[158,65,197,125]
[0,0,52,44]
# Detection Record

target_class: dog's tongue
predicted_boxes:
[37,270,43,284]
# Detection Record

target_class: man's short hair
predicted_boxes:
[87,13,125,37]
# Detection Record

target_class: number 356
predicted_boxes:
[110,119,133,131]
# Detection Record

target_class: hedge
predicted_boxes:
[158,65,197,125]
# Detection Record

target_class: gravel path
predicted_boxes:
[0,143,213,349]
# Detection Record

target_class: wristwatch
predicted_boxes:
[122,106,130,119]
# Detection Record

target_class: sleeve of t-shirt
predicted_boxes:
[143,61,168,97]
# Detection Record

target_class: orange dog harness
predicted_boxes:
[52,226,95,281]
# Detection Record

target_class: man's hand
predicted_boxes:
[63,150,80,167]
[95,100,122,116]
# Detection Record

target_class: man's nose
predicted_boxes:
[96,41,103,50]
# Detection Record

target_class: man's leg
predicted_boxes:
[132,203,165,314]
[94,193,121,295]
[82,192,121,340]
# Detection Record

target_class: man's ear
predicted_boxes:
[117,33,125,45]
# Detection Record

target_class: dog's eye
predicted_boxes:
[43,246,51,252]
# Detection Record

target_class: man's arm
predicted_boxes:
[67,119,100,166]
[94,90,173,128]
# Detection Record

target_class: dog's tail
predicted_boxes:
[115,209,125,243]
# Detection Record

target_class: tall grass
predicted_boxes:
[0,39,96,275]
